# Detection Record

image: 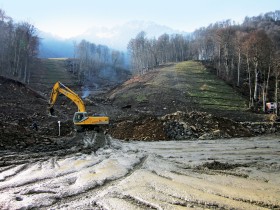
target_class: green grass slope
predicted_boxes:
[109,60,265,121]
[29,58,76,91]
[176,61,247,111]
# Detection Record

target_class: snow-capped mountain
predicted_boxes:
[38,20,187,58]
[78,20,185,50]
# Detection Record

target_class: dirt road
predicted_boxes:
[0,135,279,209]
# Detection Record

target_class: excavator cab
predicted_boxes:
[73,112,88,123]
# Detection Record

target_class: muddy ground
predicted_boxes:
[0,74,273,152]
[0,136,279,209]
[0,63,279,148]
[1,62,280,209]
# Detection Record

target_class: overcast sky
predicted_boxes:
[0,0,279,38]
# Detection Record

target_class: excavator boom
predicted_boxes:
[49,81,86,112]
[49,81,109,130]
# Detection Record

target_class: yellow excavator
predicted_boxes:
[49,81,109,132]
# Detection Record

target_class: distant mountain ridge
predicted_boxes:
[78,20,186,50]
[38,20,187,58]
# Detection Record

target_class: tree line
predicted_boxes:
[128,31,189,74]
[68,40,129,86]
[128,11,280,114]
[0,9,39,83]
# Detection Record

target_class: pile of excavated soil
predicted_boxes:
[162,111,252,140]
[109,111,253,141]
[109,116,168,141]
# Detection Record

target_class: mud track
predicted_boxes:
[0,136,279,209]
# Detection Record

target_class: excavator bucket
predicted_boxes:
[49,107,55,116]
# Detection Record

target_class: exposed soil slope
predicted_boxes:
[0,76,76,151]
[0,60,277,151]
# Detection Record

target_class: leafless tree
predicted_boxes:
[0,9,38,83]
[75,39,127,84]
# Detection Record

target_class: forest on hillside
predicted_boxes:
[128,11,280,114]
[1,7,280,114]
[0,8,129,87]
[70,40,130,86]
[0,9,39,83]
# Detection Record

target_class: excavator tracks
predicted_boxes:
[82,130,111,152]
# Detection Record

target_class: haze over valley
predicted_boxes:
[38,20,186,58]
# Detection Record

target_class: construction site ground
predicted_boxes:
[0,60,279,209]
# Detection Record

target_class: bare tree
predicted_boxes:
[0,9,38,83]
[157,33,170,63]
[234,31,246,87]
[273,51,280,115]
[75,39,127,85]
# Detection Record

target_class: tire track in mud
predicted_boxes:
[0,154,114,209]
[0,160,105,191]
[0,165,16,173]
[0,136,115,209]
[142,168,228,209]
[166,172,279,210]
[0,131,106,167]
[0,164,29,182]
[115,194,158,210]
[162,193,220,209]
[0,152,107,192]
[137,169,274,210]
[1,138,280,209]
[0,148,80,167]
[45,155,149,209]
[110,147,279,210]
[179,166,279,208]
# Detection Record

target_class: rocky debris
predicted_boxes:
[162,111,252,140]
[242,122,280,135]
[109,111,255,141]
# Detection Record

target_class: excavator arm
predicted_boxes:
[49,81,109,130]
[49,81,86,112]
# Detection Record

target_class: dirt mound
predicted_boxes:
[109,111,252,141]
[0,76,46,122]
[0,76,45,100]
[0,76,74,151]
[109,116,168,141]
[162,111,252,140]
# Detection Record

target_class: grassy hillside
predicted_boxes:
[175,61,247,111]
[30,58,76,85]
[109,60,264,121]
[29,58,77,92]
